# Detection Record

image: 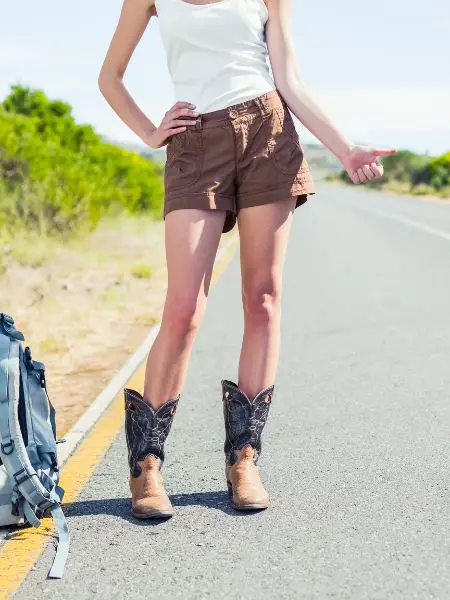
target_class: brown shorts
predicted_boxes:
[164,89,315,233]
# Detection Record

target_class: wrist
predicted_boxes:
[335,140,355,164]
[141,124,158,147]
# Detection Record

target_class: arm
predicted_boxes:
[265,0,396,183]
[98,0,198,148]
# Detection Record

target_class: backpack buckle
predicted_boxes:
[13,468,30,485]
[1,440,15,455]
[24,347,46,385]
[24,346,34,370]
[37,498,54,512]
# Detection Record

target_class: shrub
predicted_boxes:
[413,152,450,191]
[335,148,449,197]
[0,85,164,236]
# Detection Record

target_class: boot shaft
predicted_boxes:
[124,388,179,477]
[221,380,273,466]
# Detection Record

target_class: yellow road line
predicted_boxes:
[0,233,238,599]
[212,236,237,285]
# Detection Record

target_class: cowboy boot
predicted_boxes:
[124,388,179,519]
[222,379,273,510]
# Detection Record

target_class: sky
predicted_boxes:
[1,0,449,155]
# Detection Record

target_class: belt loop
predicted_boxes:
[195,115,202,130]
[255,95,265,118]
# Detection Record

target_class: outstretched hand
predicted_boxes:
[341,146,397,184]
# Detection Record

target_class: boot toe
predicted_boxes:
[132,497,174,519]
[232,491,269,510]
[227,456,269,511]
[229,481,269,510]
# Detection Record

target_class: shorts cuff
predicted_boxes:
[237,185,315,210]
[164,193,236,232]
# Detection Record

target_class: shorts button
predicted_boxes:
[229,109,237,118]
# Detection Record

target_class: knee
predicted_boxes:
[243,274,281,326]
[164,296,204,340]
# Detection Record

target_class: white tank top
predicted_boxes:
[155,0,275,113]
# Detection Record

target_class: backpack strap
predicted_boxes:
[2,341,52,506]
[0,334,17,461]
[22,498,41,527]
[48,505,70,579]
[15,494,70,577]
[0,337,70,578]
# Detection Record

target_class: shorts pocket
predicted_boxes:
[270,106,304,176]
[165,129,203,191]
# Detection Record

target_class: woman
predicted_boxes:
[98,0,395,518]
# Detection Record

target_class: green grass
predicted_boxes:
[0,229,59,271]
[39,335,67,354]
[130,263,153,279]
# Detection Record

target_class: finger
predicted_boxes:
[350,170,360,184]
[169,107,199,119]
[357,168,368,183]
[370,161,383,178]
[172,101,196,110]
[373,148,397,157]
[363,164,375,180]
[166,119,197,129]
[166,126,187,136]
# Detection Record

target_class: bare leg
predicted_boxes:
[143,209,225,408]
[237,198,297,399]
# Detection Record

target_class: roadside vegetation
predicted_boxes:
[0,84,164,271]
[327,149,450,199]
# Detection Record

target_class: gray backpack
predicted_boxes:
[0,313,70,578]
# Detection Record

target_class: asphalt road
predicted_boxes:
[16,183,450,599]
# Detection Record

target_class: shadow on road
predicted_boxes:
[170,491,263,516]
[63,491,261,524]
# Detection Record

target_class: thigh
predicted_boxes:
[238,198,297,292]
[165,209,226,307]
[164,122,237,234]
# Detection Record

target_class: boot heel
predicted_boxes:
[227,481,233,496]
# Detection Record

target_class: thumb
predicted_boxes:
[373,148,397,157]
